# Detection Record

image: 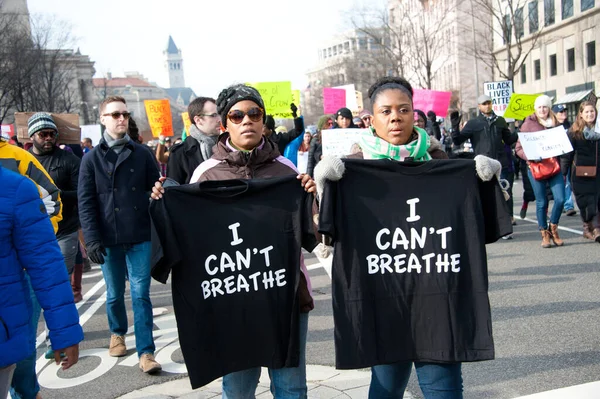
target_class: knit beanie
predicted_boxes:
[28,112,58,137]
[317,115,332,131]
[335,107,353,120]
[534,95,552,110]
[216,84,266,128]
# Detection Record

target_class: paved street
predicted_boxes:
[31,182,600,398]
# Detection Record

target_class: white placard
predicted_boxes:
[517,126,573,160]
[81,124,102,147]
[483,80,513,117]
[333,84,358,112]
[322,128,371,157]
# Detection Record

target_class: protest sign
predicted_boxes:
[81,124,102,147]
[1,124,14,140]
[144,99,173,137]
[323,88,346,114]
[272,90,302,119]
[248,81,292,115]
[181,112,192,134]
[334,84,358,111]
[413,89,452,117]
[321,128,371,157]
[15,112,81,144]
[484,81,513,117]
[503,94,540,120]
[517,126,573,160]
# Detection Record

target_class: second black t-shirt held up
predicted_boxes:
[319,159,511,369]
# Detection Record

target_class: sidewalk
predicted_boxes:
[117,365,414,398]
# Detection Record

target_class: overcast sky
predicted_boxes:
[28,0,385,98]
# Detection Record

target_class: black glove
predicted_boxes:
[87,241,107,265]
[290,103,298,118]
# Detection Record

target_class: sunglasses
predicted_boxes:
[103,111,131,120]
[37,131,57,139]
[227,108,264,125]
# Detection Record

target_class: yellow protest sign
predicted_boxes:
[248,81,292,115]
[144,99,173,137]
[181,111,192,135]
[271,89,302,119]
[503,94,541,120]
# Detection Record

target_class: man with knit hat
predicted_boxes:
[28,113,82,297]
[452,94,518,228]
[78,96,162,374]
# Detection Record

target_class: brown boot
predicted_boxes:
[549,223,564,246]
[71,263,83,303]
[593,228,600,243]
[109,334,127,357]
[540,229,552,248]
[583,222,595,240]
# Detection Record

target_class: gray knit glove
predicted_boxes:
[475,155,510,201]
[314,156,346,202]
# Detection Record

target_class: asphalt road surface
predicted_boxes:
[31,186,600,399]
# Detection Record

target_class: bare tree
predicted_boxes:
[463,0,543,82]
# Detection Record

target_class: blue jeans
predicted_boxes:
[564,168,574,211]
[527,169,566,229]
[222,312,309,399]
[370,362,463,399]
[101,241,155,357]
[10,275,41,399]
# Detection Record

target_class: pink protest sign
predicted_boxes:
[323,88,346,114]
[413,89,452,117]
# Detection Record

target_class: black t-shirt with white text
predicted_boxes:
[150,176,318,388]
[319,159,511,369]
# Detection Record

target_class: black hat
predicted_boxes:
[336,107,353,120]
[216,84,266,128]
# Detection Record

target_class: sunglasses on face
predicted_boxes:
[103,111,131,120]
[37,131,57,139]
[227,108,264,125]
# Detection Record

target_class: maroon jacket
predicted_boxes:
[191,133,316,312]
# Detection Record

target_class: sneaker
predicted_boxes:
[109,334,127,357]
[139,353,162,374]
[502,234,513,240]
[566,209,577,216]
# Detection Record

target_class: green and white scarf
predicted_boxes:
[360,126,432,161]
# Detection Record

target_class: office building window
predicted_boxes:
[587,41,596,66]
[503,14,512,44]
[549,54,557,76]
[529,1,539,32]
[544,0,555,26]
[581,0,595,11]
[521,64,527,84]
[567,48,575,71]
[516,8,524,38]
[534,59,541,80]
[562,0,573,18]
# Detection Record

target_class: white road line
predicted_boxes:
[520,217,583,235]
[514,380,600,398]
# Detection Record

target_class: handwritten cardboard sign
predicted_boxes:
[15,112,81,144]
[321,128,371,157]
[144,99,173,137]
[323,88,346,114]
[484,80,513,117]
[503,94,540,120]
[412,89,452,117]
[517,126,573,160]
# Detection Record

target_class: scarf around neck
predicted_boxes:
[583,125,600,141]
[360,126,432,161]
[189,124,219,160]
[103,131,130,154]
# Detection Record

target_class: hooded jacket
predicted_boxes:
[0,140,62,233]
[190,133,316,312]
[0,165,83,367]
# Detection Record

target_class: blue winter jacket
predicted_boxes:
[0,165,83,367]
